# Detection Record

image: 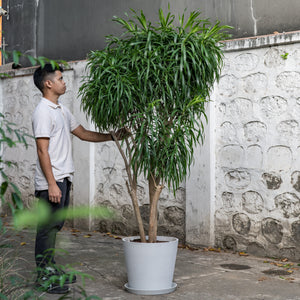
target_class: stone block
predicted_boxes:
[262,172,282,190]
[242,191,264,214]
[232,213,251,235]
[262,218,283,244]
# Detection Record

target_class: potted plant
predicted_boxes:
[79,8,230,295]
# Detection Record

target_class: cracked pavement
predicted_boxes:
[2,223,300,300]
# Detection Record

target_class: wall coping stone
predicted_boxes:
[1,30,300,77]
[222,30,300,52]
[0,60,86,78]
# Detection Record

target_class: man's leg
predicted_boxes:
[34,179,73,294]
[35,178,71,268]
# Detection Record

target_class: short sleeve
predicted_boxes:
[32,105,52,138]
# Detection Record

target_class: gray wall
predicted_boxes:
[2,0,37,64]
[2,0,300,63]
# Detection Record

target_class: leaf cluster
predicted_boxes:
[0,113,31,223]
[0,50,68,78]
[79,8,231,190]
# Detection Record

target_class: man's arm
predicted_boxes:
[72,125,128,142]
[36,137,62,203]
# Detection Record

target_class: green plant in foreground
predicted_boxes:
[0,113,31,221]
[14,201,113,230]
[79,8,231,242]
[0,241,101,299]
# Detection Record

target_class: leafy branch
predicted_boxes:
[0,50,69,78]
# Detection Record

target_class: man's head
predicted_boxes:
[33,64,64,94]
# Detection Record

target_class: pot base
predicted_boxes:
[124,282,177,295]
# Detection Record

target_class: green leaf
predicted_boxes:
[12,50,21,65]
[37,56,47,68]
[28,55,37,66]
[50,60,57,70]
[12,192,23,210]
[0,182,8,196]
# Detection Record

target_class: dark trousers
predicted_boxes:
[35,178,71,269]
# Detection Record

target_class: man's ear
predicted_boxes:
[44,79,52,89]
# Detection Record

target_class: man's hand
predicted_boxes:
[115,127,131,140]
[48,183,62,203]
[36,137,62,203]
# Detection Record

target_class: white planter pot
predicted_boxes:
[122,235,178,295]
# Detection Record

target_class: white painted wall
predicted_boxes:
[191,31,300,259]
[2,31,300,258]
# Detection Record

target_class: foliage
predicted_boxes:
[1,50,68,74]
[80,9,230,190]
[0,238,101,299]
[0,113,31,222]
[281,52,289,60]
[79,8,231,241]
[14,201,113,230]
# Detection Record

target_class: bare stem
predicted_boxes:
[110,131,133,188]
[125,181,146,242]
[148,173,163,243]
[110,131,146,242]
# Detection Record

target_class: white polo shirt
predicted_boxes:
[32,97,80,191]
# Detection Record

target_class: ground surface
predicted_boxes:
[1,218,300,299]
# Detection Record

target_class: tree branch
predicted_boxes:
[110,131,133,188]
[111,130,146,242]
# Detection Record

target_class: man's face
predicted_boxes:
[47,70,66,96]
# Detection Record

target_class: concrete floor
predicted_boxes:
[1,221,300,300]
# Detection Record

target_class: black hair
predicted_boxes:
[33,64,64,93]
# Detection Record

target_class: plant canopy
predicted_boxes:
[79,8,231,242]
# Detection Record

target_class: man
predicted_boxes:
[32,64,125,294]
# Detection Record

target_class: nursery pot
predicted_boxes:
[122,235,178,295]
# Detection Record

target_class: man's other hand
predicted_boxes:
[48,183,62,203]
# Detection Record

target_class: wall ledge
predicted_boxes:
[0,60,86,78]
[222,30,300,52]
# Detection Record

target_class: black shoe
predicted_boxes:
[44,282,70,294]
[35,275,70,294]
[38,266,77,285]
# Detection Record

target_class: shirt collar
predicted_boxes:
[42,97,61,109]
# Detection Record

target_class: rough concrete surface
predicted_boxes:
[3,33,300,257]
[2,219,300,300]
[211,37,300,259]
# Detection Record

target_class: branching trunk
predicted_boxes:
[110,131,146,242]
[125,181,146,242]
[148,174,163,243]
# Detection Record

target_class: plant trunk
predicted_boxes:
[148,175,163,243]
[126,182,146,243]
[110,131,146,242]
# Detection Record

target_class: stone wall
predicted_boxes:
[2,31,300,258]
[212,31,300,259]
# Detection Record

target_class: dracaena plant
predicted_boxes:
[79,8,231,243]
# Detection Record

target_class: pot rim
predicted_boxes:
[122,235,178,243]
